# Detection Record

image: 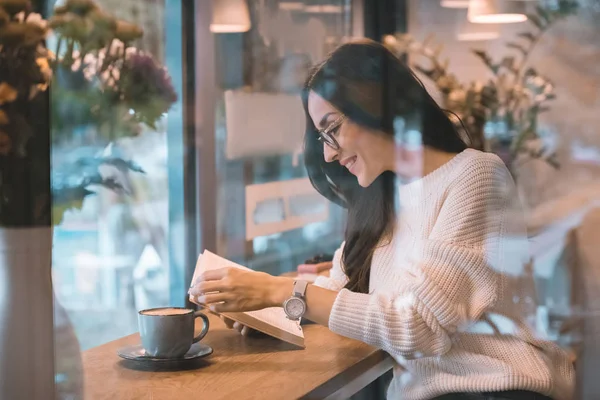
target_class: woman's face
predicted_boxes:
[308,90,395,187]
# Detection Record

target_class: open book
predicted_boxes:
[189,251,305,348]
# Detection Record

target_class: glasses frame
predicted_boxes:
[317,115,346,151]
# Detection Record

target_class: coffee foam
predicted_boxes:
[141,308,192,316]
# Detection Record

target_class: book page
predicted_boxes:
[245,308,303,336]
[191,251,303,339]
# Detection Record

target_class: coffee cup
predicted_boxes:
[137,307,210,359]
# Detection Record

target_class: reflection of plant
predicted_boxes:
[120,52,178,128]
[385,0,579,169]
[47,0,177,223]
[0,0,178,225]
[49,0,177,138]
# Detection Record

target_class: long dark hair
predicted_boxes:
[303,40,468,294]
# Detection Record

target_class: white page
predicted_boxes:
[192,251,303,338]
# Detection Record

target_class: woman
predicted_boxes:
[189,40,574,400]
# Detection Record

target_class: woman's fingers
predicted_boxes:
[221,316,254,336]
[195,292,232,306]
[233,322,244,333]
[189,280,229,297]
[220,315,235,329]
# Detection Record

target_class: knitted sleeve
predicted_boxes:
[313,242,348,291]
[326,157,512,359]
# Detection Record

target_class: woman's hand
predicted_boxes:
[220,315,254,336]
[188,267,293,313]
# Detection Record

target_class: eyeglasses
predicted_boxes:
[317,114,346,151]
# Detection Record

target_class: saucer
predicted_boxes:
[117,342,213,368]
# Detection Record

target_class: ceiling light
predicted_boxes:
[468,0,528,24]
[441,0,470,8]
[303,5,344,13]
[456,10,500,40]
[210,0,251,33]
[278,2,304,11]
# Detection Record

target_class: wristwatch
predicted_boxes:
[283,280,308,321]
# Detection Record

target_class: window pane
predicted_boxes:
[49,0,185,350]
[213,0,355,274]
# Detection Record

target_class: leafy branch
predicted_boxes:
[384,0,578,171]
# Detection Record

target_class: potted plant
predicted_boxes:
[0,1,56,397]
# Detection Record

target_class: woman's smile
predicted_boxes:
[340,155,358,175]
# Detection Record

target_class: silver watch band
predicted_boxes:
[293,280,308,298]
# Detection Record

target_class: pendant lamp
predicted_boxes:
[468,0,528,24]
[210,0,251,33]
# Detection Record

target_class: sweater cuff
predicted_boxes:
[313,275,331,289]
[328,288,371,341]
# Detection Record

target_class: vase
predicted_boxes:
[0,227,84,400]
[0,227,55,399]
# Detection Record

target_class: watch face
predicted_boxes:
[285,297,306,319]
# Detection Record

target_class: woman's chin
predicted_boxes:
[357,173,375,188]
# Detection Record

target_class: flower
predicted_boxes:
[448,89,466,104]
[0,0,29,16]
[120,52,177,126]
[54,0,98,17]
[114,20,142,43]
[70,43,125,87]
[0,109,9,125]
[25,12,44,28]
[37,56,51,80]
[0,20,47,46]
[383,34,396,46]
[70,50,99,78]
[15,11,47,29]
[49,13,92,41]
[0,7,9,26]
[100,65,120,87]
[0,130,11,155]
[533,76,545,87]
[29,56,52,97]
[108,38,124,56]
[87,8,115,32]
[0,82,18,105]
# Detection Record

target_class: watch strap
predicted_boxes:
[293,280,308,298]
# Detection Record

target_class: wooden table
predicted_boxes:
[83,313,394,400]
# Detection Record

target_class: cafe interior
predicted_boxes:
[1,0,600,399]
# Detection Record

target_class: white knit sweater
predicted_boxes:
[314,149,574,400]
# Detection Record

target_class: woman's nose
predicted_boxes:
[323,143,338,163]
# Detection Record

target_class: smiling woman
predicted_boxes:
[302,40,468,294]
[191,39,575,400]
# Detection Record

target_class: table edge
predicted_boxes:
[299,350,394,400]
